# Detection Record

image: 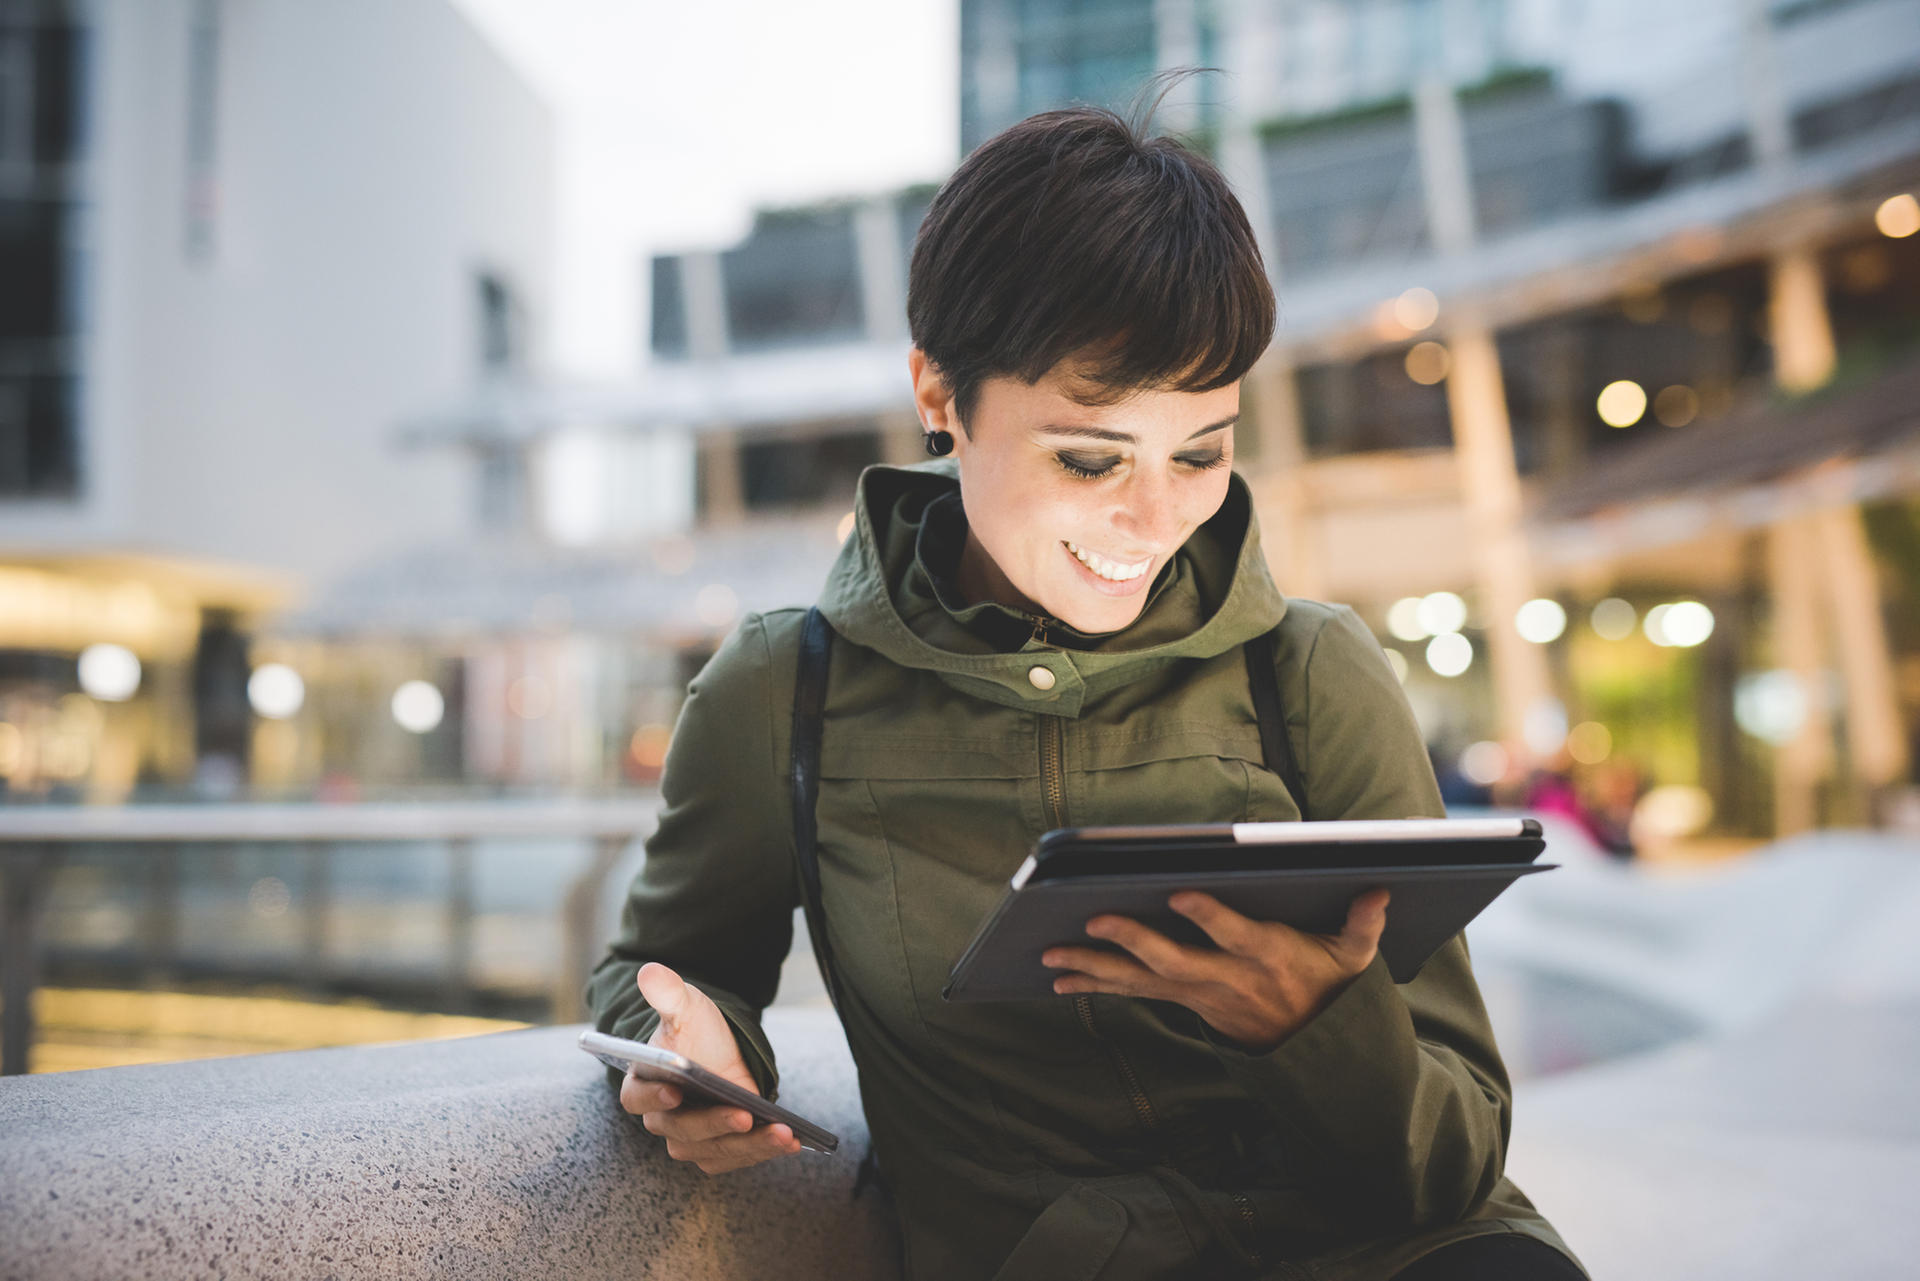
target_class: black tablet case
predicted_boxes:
[943,852,1553,1001]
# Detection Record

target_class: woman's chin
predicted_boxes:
[1048,591,1150,636]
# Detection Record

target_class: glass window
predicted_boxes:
[476,272,522,373]
[0,373,79,497]
[1297,352,1452,459]
[720,208,864,351]
[649,256,689,358]
[32,22,83,167]
[0,201,63,342]
[1261,110,1429,280]
[894,188,935,275]
[183,0,220,262]
[739,423,882,511]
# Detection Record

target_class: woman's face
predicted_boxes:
[910,350,1240,635]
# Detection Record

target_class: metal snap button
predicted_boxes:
[1027,665,1057,691]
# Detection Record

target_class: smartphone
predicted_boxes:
[577,1029,840,1154]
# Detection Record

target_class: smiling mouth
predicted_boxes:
[1064,541,1153,582]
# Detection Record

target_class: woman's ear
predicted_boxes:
[908,348,960,439]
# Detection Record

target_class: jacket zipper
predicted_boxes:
[1038,706,1159,1133]
[1230,1192,1264,1270]
[1034,631,1261,1266]
[1074,991,1158,1129]
[1039,713,1068,835]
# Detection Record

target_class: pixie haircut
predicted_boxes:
[907,99,1274,429]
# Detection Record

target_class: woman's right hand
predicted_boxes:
[618,962,803,1175]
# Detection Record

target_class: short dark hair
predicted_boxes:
[907,99,1274,429]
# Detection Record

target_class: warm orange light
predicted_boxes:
[1372,299,1412,343]
[1393,287,1439,331]
[1839,246,1892,293]
[1653,385,1699,428]
[1596,380,1647,427]
[1567,721,1612,765]
[1620,285,1664,324]
[629,723,672,771]
[1404,341,1451,385]
[1875,193,1919,239]
[1687,294,1734,335]
[506,677,552,720]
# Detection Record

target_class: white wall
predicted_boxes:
[0,0,555,587]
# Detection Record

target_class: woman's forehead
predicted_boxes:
[980,370,1240,438]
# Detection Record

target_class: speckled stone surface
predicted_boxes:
[0,1009,900,1280]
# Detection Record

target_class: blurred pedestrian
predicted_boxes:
[1525,752,1634,860]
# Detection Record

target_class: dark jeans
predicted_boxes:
[1388,1233,1585,1280]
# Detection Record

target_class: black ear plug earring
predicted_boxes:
[923,429,955,457]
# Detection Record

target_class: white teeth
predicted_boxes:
[1065,541,1150,582]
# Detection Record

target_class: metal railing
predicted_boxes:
[0,798,661,1075]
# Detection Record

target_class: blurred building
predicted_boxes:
[313,0,1920,837]
[0,0,554,801]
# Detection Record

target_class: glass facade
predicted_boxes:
[719,206,864,352]
[648,255,688,358]
[739,421,882,512]
[961,0,1161,152]
[0,13,86,499]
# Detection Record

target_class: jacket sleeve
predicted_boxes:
[1207,604,1513,1233]
[584,611,798,1101]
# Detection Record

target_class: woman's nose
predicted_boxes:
[1114,471,1184,549]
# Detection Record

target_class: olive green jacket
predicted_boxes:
[589,463,1579,1280]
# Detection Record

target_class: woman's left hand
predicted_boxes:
[1041,889,1390,1052]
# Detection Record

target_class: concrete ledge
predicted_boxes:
[0,1009,901,1281]
[7,989,1917,1278]
[1510,997,1920,1280]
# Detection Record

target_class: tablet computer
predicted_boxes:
[578,1030,841,1153]
[943,818,1551,1001]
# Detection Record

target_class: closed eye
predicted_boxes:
[1056,450,1229,479]
[1055,452,1121,479]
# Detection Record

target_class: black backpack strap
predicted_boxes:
[791,607,890,1205]
[791,606,842,1014]
[1244,626,1308,820]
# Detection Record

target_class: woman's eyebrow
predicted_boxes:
[1036,414,1239,444]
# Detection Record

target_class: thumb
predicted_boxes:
[1340,889,1390,960]
[636,962,689,1028]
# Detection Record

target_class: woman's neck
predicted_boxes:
[954,530,1046,620]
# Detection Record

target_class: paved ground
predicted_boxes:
[1510,996,1920,1278]
[17,819,1920,1273]
[1475,826,1920,1277]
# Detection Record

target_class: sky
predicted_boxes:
[448,0,960,377]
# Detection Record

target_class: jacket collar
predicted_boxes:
[817,461,1288,718]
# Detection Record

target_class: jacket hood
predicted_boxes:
[817,460,1288,717]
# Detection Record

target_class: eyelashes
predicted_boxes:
[1056,453,1118,479]
[1054,451,1229,480]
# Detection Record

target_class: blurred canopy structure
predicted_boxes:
[382,0,1920,836]
[1,0,1917,837]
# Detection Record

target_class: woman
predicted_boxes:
[588,104,1583,1281]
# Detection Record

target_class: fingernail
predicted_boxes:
[1041,951,1061,967]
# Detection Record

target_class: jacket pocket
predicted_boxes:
[990,1174,1210,1281]
[990,1185,1128,1281]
